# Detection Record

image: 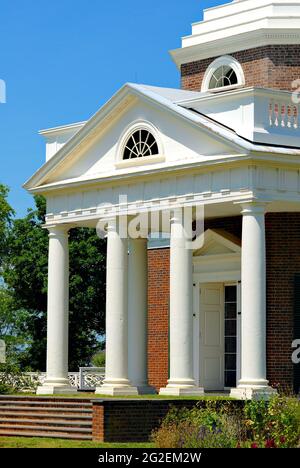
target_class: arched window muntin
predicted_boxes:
[116,121,164,166]
[123,129,159,160]
[209,65,238,90]
[201,56,245,93]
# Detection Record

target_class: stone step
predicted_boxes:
[0,418,92,427]
[0,396,91,401]
[0,400,92,407]
[0,430,92,440]
[0,411,92,420]
[0,406,92,416]
[0,423,92,434]
[0,397,94,440]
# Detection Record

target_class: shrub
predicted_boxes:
[0,363,38,393]
[152,403,244,449]
[0,382,14,394]
[244,395,300,448]
[152,396,300,449]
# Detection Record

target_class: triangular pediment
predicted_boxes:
[24,83,250,192]
[193,229,241,257]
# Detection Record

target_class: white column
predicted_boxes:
[37,225,73,395]
[128,237,155,394]
[96,217,138,395]
[160,208,204,396]
[231,202,276,400]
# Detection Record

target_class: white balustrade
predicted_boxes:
[0,369,105,392]
[269,101,299,129]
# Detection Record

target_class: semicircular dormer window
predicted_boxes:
[123,130,159,160]
[201,56,245,93]
[209,65,238,90]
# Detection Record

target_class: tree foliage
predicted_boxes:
[0,287,32,366]
[0,184,14,265]
[2,195,106,371]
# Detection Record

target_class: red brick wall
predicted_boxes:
[147,214,299,391]
[265,213,299,390]
[92,399,243,442]
[147,248,170,391]
[181,45,300,92]
[147,218,241,391]
[92,404,104,441]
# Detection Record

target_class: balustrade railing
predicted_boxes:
[269,101,299,129]
[79,367,105,390]
[0,369,105,392]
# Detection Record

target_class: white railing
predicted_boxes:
[79,367,105,390]
[0,369,105,392]
[269,101,299,129]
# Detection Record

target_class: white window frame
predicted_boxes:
[223,282,240,390]
[201,55,245,93]
[116,120,165,169]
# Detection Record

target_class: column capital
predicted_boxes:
[103,215,128,234]
[170,206,183,222]
[235,200,270,216]
[44,224,72,238]
[170,206,194,224]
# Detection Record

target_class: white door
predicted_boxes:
[200,283,224,390]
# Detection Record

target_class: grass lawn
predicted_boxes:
[0,436,155,449]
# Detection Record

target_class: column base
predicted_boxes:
[95,385,139,396]
[230,385,277,400]
[36,385,74,395]
[159,385,205,397]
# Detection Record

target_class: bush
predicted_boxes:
[244,395,300,448]
[0,363,38,393]
[152,402,244,449]
[152,396,300,449]
[0,382,14,395]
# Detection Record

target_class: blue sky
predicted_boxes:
[0,0,224,216]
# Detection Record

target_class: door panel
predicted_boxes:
[204,310,220,346]
[200,283,224,390]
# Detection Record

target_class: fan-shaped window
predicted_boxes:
[209,66,238,90]
[123,130,159,160]
[201,56,245,93]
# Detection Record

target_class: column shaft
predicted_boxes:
[37,225,72,395]
[160,208,203,396]
[97,217,138,395]
[231,202,276,399]
[128,238,154,393]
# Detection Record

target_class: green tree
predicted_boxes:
[3,196,106,371]
[0,286,31,366]
[0,184,14,265]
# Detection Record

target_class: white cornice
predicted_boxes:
[26,150,300,196]
[39,121,87,137]
[177,86,293,106]
[170,29,300,68]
